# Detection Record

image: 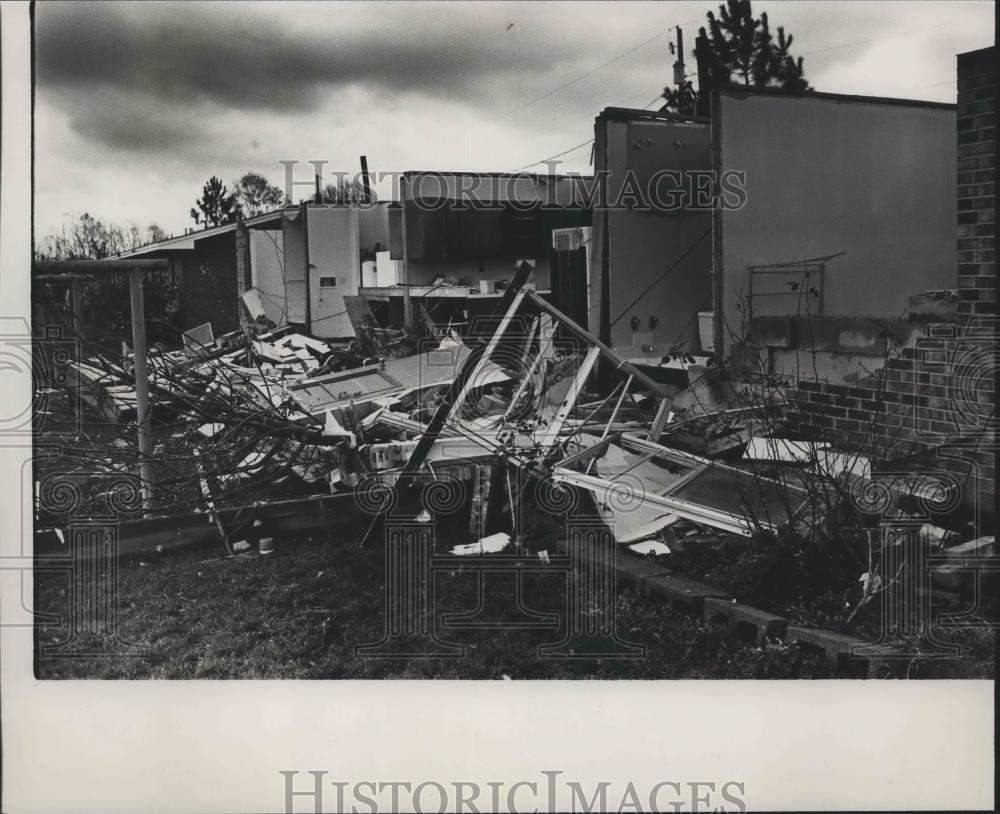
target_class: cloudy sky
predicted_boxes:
[33,0,994,240]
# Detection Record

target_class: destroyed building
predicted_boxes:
[29,37,995,683]
[590,92,957,378]
[356,171,593,337]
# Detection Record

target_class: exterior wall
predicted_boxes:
[307,206,360,339]
[179,231,239,334]
[281,211,308,325]
[715,90,956,352]
[591,112,712,352]
[249,229,286,327]
[786,50,996,518]
[358,202,392,256]
[247,204,391,336]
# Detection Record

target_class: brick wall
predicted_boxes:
[786,47,996,517]
[957,47,996,318]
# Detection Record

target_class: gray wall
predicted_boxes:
[590,114,713,352]
[249,229,286,327]
[307,207,360,339]
[716,90,956,351]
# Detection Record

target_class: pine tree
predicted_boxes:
[661,0,810,113]
[190,176,241,227]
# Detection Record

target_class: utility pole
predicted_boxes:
[673,27,686,86]
[695,32,713,119]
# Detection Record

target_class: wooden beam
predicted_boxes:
[34,259,169,274]
[648,397,673,442]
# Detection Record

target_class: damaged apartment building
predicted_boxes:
[118,171,591,345]
[104,50,992,524]
[30,43,995,680]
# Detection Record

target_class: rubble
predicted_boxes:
[40,269,987,581]
[451,532,511,556]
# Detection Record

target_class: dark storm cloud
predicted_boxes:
[58,88,203,152]
[34,1,592,114]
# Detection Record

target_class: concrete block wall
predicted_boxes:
[785,47,996,517]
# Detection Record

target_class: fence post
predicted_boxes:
[129,267,154,513]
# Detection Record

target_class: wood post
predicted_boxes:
[129,268,154,513]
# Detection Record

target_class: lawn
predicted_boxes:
[34,532,848,680]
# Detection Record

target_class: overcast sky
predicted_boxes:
[33,0,994,239]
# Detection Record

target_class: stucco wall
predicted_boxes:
[249,229,286,327]
[716,91,956,351]
[307,206,360,339]
[281,212,308,325]
[591,113,713,351]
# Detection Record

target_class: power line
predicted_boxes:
[511,139,595,173]
[508,84,667,172]
[611,228,712,327]
[497,18,700,120]
[509,11,977,174]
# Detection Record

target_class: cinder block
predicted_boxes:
[785,626,865,671]
[730,604,787,645]
[703,598,786,645]
[644,574,730,611]
[703,596,735,623]
[785,627,903,676]
[749,316,792,348]
[791,316,839,351]
[614,554,673,593]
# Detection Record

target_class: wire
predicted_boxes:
[511,139,595,173]
[497,19,699,120]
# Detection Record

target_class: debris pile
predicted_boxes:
[37,267,981,585]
